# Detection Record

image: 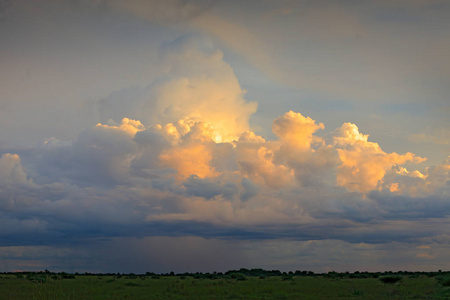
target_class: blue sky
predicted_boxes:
[0,0,449,273]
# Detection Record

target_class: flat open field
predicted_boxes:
[1,273,450,299]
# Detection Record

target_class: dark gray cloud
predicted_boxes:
[369,191,450,220]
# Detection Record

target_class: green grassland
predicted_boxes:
[1,271,450,299]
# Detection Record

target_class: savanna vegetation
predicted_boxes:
[1,269,450,299]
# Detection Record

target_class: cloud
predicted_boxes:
[0,0,11,13]
[330,122,426,193]
[1,30,450,273]
[273,110,324,153]
[98,35,257,142]
[235,131,295,189]
[0,153,29,185]
[272,111,337,187]
[409,128,450,145]
[5,109,443,231]
[3,37,445,244]
[378,156,450,197]
[157,120,223,179]
[112,0,213,24]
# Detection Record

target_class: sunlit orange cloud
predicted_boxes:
[236,111,328,189]
[380,157,449,197]
[273,110,325,154]
[236,131,295,188]
[148,35,257,143]
[90,111,432,195]
[332,123,426,193]
[95,118,145,136]
[160,143,218,178]
[153,75,257,142]
[156,120,222,179]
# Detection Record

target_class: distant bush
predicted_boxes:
[26,274,48,283]
[231,273,246,281]
[60,272,75,279]
[436,276,450,287]
[379,276,402,284]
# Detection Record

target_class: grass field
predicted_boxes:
[1,273,450,299]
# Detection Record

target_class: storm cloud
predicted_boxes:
[1,0,449,273]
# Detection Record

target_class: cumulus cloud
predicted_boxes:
[330,123,426,193]
[98,35,257,142]
[378,156,450,197]
[156,120,223,179]
[1,33,449,273]
[273,110,324,154]
[6,109,442,230]
[235,131,295,189]
[0,153,29,185]
[1,109,449,272]
[272,111,337,187]
[2,0,450,274]
[3,57,444,244]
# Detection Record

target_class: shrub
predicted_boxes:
[442,278,450,287]
[231,273,246,281]
[436,276,450,287]
[26,274,48,283]
[282,275,293,281]
[379,276,402,284]
[60,272,75,279]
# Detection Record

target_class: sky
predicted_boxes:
[0,0,449,273]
